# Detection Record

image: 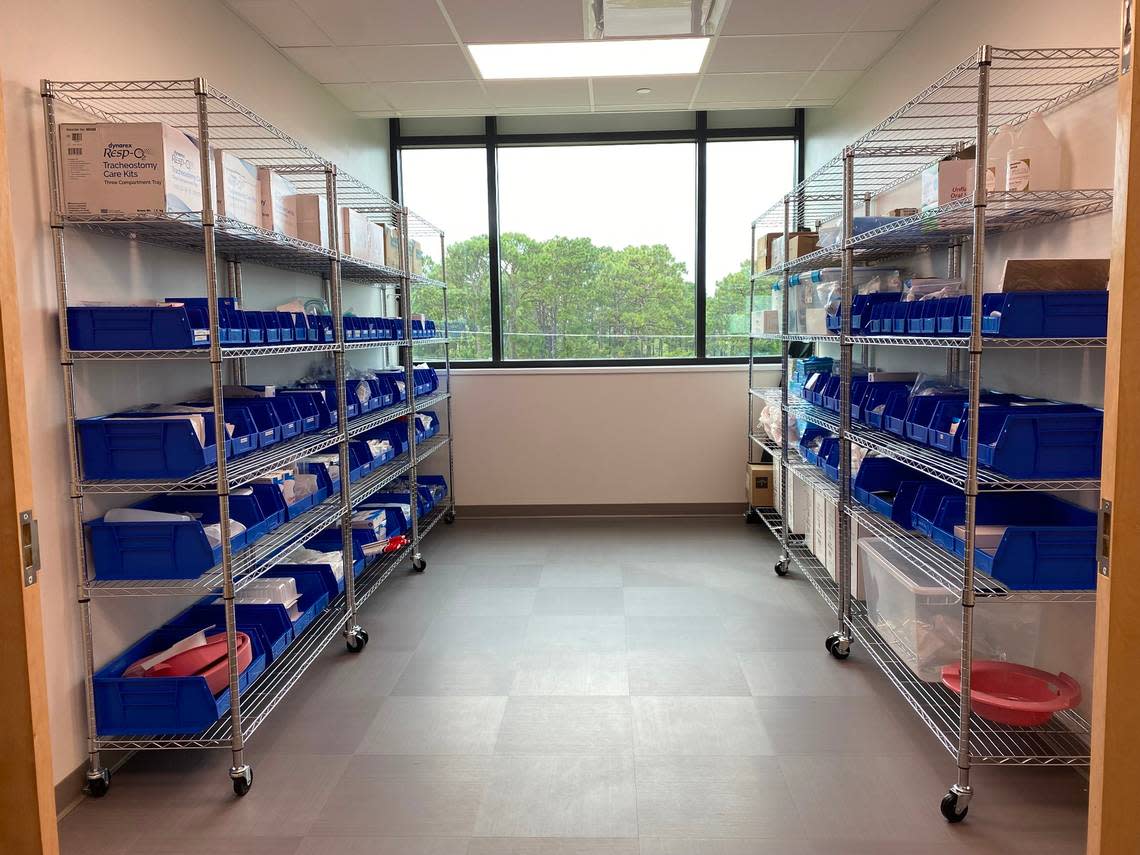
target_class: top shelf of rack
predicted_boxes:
[42,79,444,242]
[751,46,1119,232]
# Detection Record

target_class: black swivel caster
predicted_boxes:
[941,791,969,823]
[774,559,790,577]
[345,627,369,653]
[84,768,110,798]
[231,765,253,797]
[443,509,456,524]
[745,508,761,525]
[825,631,851,660]
[412,556,427,572]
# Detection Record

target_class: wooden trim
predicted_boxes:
[1088,3,1140,850]
[457,503,746,518]
[0,83,59,854]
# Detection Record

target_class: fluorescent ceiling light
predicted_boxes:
[469,37,710,80]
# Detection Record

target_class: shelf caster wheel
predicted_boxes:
[774,559,790,577]
[84,767,110,799]
[941,791,969,823]
[412,556,427,572]
[443,509,456,524]
[345,627,369,653]
[745,509,761,525]
[825,632,851,660]
[230,765,253,797]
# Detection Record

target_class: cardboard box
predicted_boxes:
[758,309,779,335]
[771,232,819,266]
[812,491,827,559]
[888,207,920,218]
[754,231,783,272]
[922,158,974,209]
[294,194,330,248]
[773,460,783,513]
[410,238,425,275]
[384,224,404,270]
[788,470,814,536]
[747,463,774,508]
[998,258,1109,293]
[954,524,1008,553]
[213,150,260,225]
[822,495,840,578]
[257,167,298,237]
[59,122,201,216]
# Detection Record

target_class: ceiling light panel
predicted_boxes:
[470,37,710,80]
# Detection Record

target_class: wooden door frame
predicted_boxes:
[1088,2,1140,851]
[0,80,59,854]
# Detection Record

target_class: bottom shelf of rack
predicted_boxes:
[755,506,1091,768]
[93,504,453,752]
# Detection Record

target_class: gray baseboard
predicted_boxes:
[457,503,746,518]
[55,750,132,818]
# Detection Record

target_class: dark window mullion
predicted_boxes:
[695,112,708,360]
[486,117,503,364]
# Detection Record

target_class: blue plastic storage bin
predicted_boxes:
[820,375,842,412]
[258,567,331,636]
[86,489,276,580]
[909,483,964,536]
[93,618,268,736]
[797,426,832,465]
[270,561,343,597]
[168,600,294,663]
[317,382,361,419]
[979,290,1108,338]
[951,403,1104,479]
[416,474,448,505]
[167,297,245,345]
[67,305,211,351]
[803,371,830,405]
[903,392,966,445]
[826,292,902,333]
[311,315,335,343]
[926,493,1097,589]
[859,382,912,428]
[851,458,935,529]
[77,412,222,480]
[817,437,840,481]
[280,388,338,429]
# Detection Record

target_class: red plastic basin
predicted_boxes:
[941,660,1081,727]
[125,631,253,696]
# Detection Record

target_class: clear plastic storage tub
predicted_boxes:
[859,537,1067,682]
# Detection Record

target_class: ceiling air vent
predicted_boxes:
[588,0,723,39]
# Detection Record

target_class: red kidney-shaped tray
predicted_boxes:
[941,660,1081,727]
[126,631,253,696]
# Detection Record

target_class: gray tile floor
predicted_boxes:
[58,518,1090,854]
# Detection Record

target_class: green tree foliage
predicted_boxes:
[413,232,773,360]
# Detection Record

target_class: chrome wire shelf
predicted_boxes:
[751,332,840,343]
[769,391,1100,493]
[755,508,1091,766]
[848,334,1109,349]
[752,47,1117,231]
[67,342,342,361]
[93,506,451,751]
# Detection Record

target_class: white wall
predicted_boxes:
[1,0,389,785]
[436,365,779,509]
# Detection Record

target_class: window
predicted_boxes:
[705,139,796,358]
[497,143,697,360]
[401,147,492,361]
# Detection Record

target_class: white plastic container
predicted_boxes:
[859,537,1071,682]
[1006,114,1061,191]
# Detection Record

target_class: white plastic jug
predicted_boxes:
[1006,115,1062,191]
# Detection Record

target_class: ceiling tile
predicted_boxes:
[720,0,862,35]
[325,83,393,112]
[379,81,491,111]
[293,0,454,46]
[822,30,902,69]
[708,34,842,73]
[795,69,864,100]
[282,46,364,83]
[442,0,585,43]
[485,80,590,109]
[594,102,694,113]
[345,45,475,82]
[697,72,811,103]
[591,75,698,106]
[226,0,331,46]
[853,0,936,31]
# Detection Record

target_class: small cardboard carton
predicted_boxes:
[293,194,330,248]
[214,150,260,225]
[384,224,404,270]
[257,167,299,237]
[747,463,774,508]
[59,122,202,216]
[922,157,975,209]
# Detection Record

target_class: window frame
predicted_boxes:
[391,110,803,367]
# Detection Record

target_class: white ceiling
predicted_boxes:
[224,0,937,117]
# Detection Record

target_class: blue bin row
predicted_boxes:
[67,297,440,351]
[859,291,1107,339]
[93,564,338,736]
[850,457,1095,590]
[801,374,1104,480]
[76,367,440,481]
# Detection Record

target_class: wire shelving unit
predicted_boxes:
[746,45,1115,822]
[42,77,456,797]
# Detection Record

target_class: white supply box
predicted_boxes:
[294,194,330,248]
[340,207,386,264]
[257,167,299,238]
[788,470,814,537]
[59,122,201,216]
[214,150,260,225]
